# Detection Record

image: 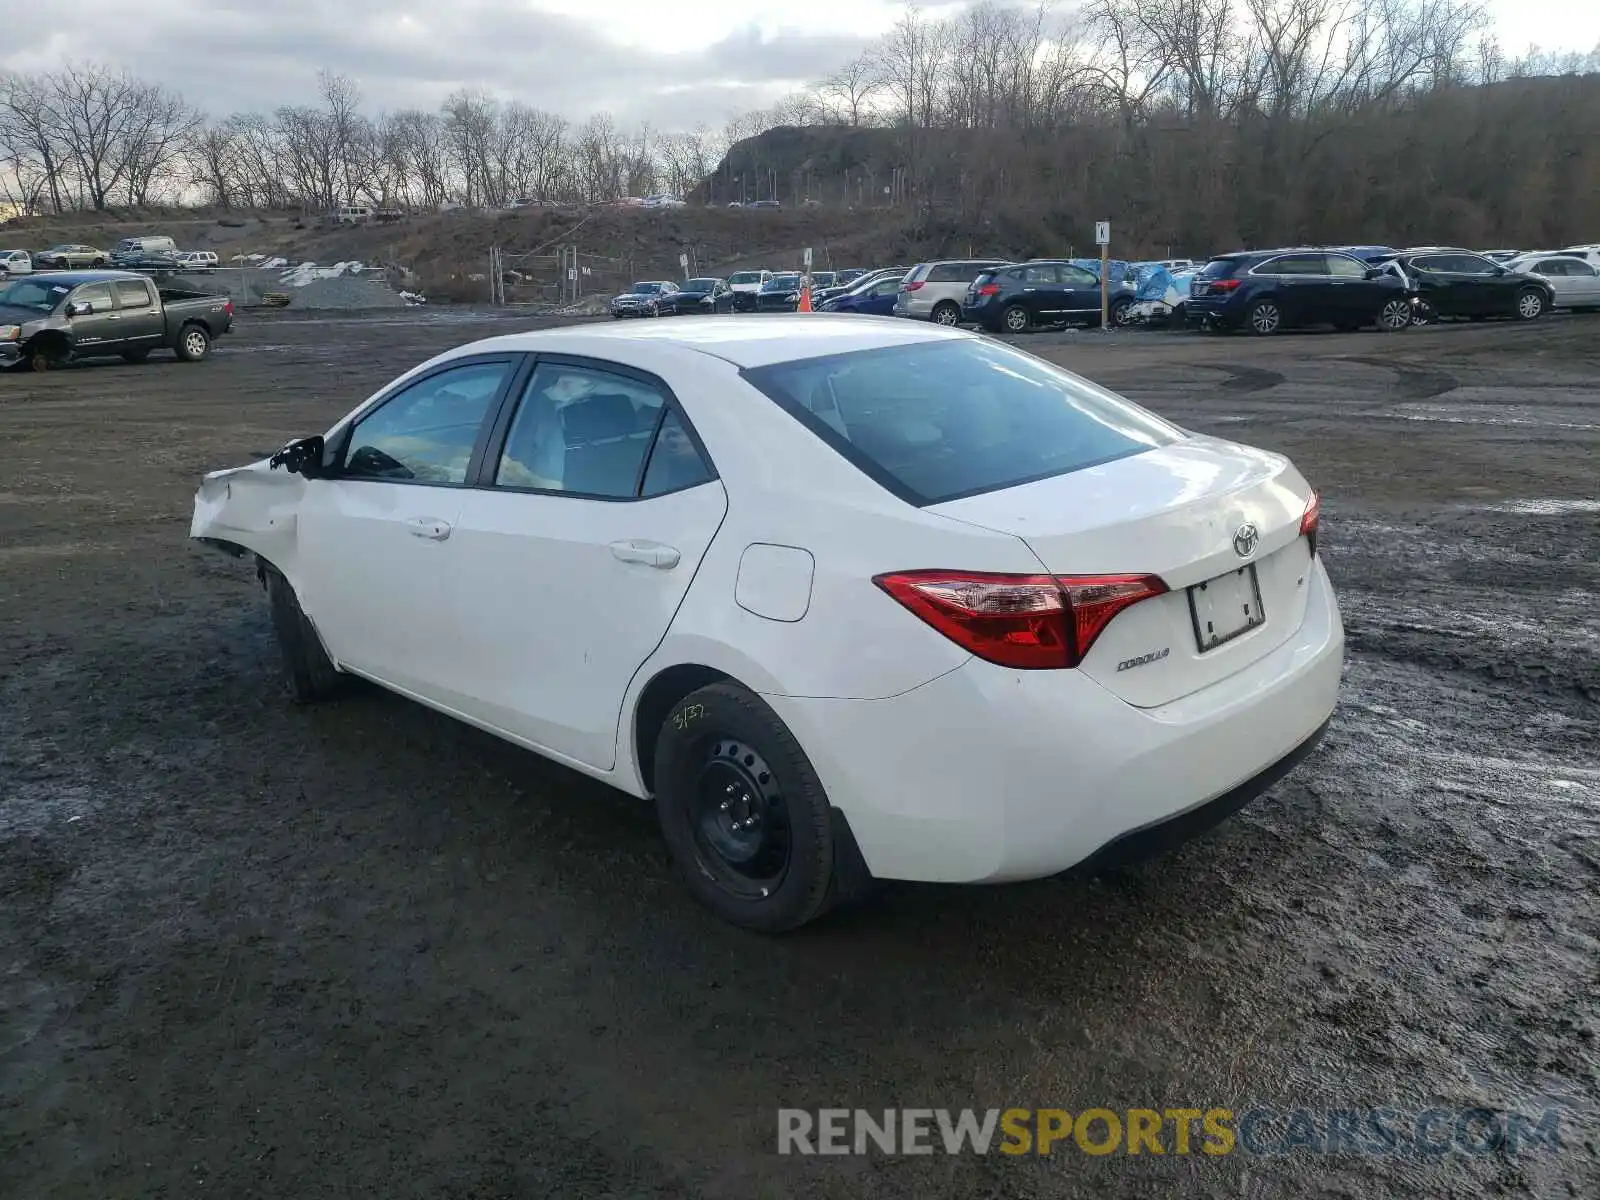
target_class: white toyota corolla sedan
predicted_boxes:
[191,316,1343,931]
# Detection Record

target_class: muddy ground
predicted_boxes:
[2,311,1596,1199]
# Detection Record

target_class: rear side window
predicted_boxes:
[495,362,664,498]
[927,263,984,283]
[1258,254,1324,275]
[742,339,1183,506]
[114,280,152,306]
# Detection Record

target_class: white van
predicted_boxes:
[115,235,178,256]
[334,205,372,224]
[0,249,32,275]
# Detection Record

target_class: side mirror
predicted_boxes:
[1364,268,1383,280]
[268,434,326,477]
[67,301,92,316]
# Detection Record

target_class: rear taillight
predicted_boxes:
[873,570,1168,670]
[902,280,924,291]
[1208,278,1242,292]
[1300,491,1320,556]
[976,283,1000,296]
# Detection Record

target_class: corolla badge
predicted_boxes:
[1232,522,1260,558]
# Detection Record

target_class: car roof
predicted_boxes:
[22,270,148,285]
[457,314,967,370]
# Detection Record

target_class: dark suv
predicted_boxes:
[963,260,1135,333]
[1186,249,1418,335]
[1373,250,1553,323]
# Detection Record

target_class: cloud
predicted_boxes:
[0,1,884,129]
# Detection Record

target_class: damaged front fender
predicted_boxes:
[189,458,307,574]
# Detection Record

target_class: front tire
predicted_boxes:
[1515,289,1546,321]
[1376,297,1414,332]
[265,565,342,704]
[176,324,210,361]
[1108,297,1132,327]
[653,682,838,933]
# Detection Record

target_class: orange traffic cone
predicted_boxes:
[797,280,812,312]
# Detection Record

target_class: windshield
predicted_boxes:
[629,282,661,294]
[813,273,836,286]
[685,279,719,290]
[742,338,1183,506]
[767,275,800,286]
[728,272,762,284]
[0,279,70,313]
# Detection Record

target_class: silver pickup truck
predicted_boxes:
[0,270,234,371]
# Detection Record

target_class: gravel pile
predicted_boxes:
[289,276,410,310]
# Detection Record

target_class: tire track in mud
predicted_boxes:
[1338,355,1460,400]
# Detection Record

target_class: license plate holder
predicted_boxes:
[1188,564,1266,652]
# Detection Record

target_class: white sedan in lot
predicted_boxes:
[191,317,1343,931]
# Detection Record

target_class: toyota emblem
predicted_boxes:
[1232,523,1259,557]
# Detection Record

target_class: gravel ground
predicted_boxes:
[1,311,1596,1199]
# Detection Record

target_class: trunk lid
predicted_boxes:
[928,437,1316,707]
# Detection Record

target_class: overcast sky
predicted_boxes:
[5,0,1597,128]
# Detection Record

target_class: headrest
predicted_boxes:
[563,393,638,442]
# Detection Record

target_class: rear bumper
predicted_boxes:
[764,556,1344,883]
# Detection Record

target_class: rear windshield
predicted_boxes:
[741,339,1183,506]
[728,272,762,284]
[1197,258,1242,279]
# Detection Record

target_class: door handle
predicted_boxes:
[405,517,452,541]
[610,539,680,569]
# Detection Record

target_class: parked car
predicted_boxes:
[174,251,219,271]
[111,236,178,260]
[818,270,911,316]
[610,280,680,318]
[747,199,781,210]
[964,260,1137,333]
[675,277,735,313]
[1185,248,1419,334]
[37,244,108,269]
[0,249,32,276]
[816,268,908,309]
[190,317,1342,932]
[756,273,805,312]
[726,270,771,311]
[333,205,372,224]
[1500,254,1600,311]
[0,271,233,371]
[834,269,871,286]
[1558,244,1600,270]
[808,272,838,293]
[1374,249,1553,323]
[894,259,1012,326]
[1479,249,1526,263]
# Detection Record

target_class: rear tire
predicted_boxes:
[1246,299,1282,335]
[653,681,839,933]
[1001,304,1031,334]
[265,565,342,704]
[175,324,210,361]
[931,301,961,326]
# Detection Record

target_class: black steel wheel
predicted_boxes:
[654,681,839,932]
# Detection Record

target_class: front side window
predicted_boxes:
[1061,265,1099,287]
[494,362,665,498]
[342,360,511,484]
[1323,254,1368,278]
[743,338,1183,506]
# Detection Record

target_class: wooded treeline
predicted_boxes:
[2,0,1596,250]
